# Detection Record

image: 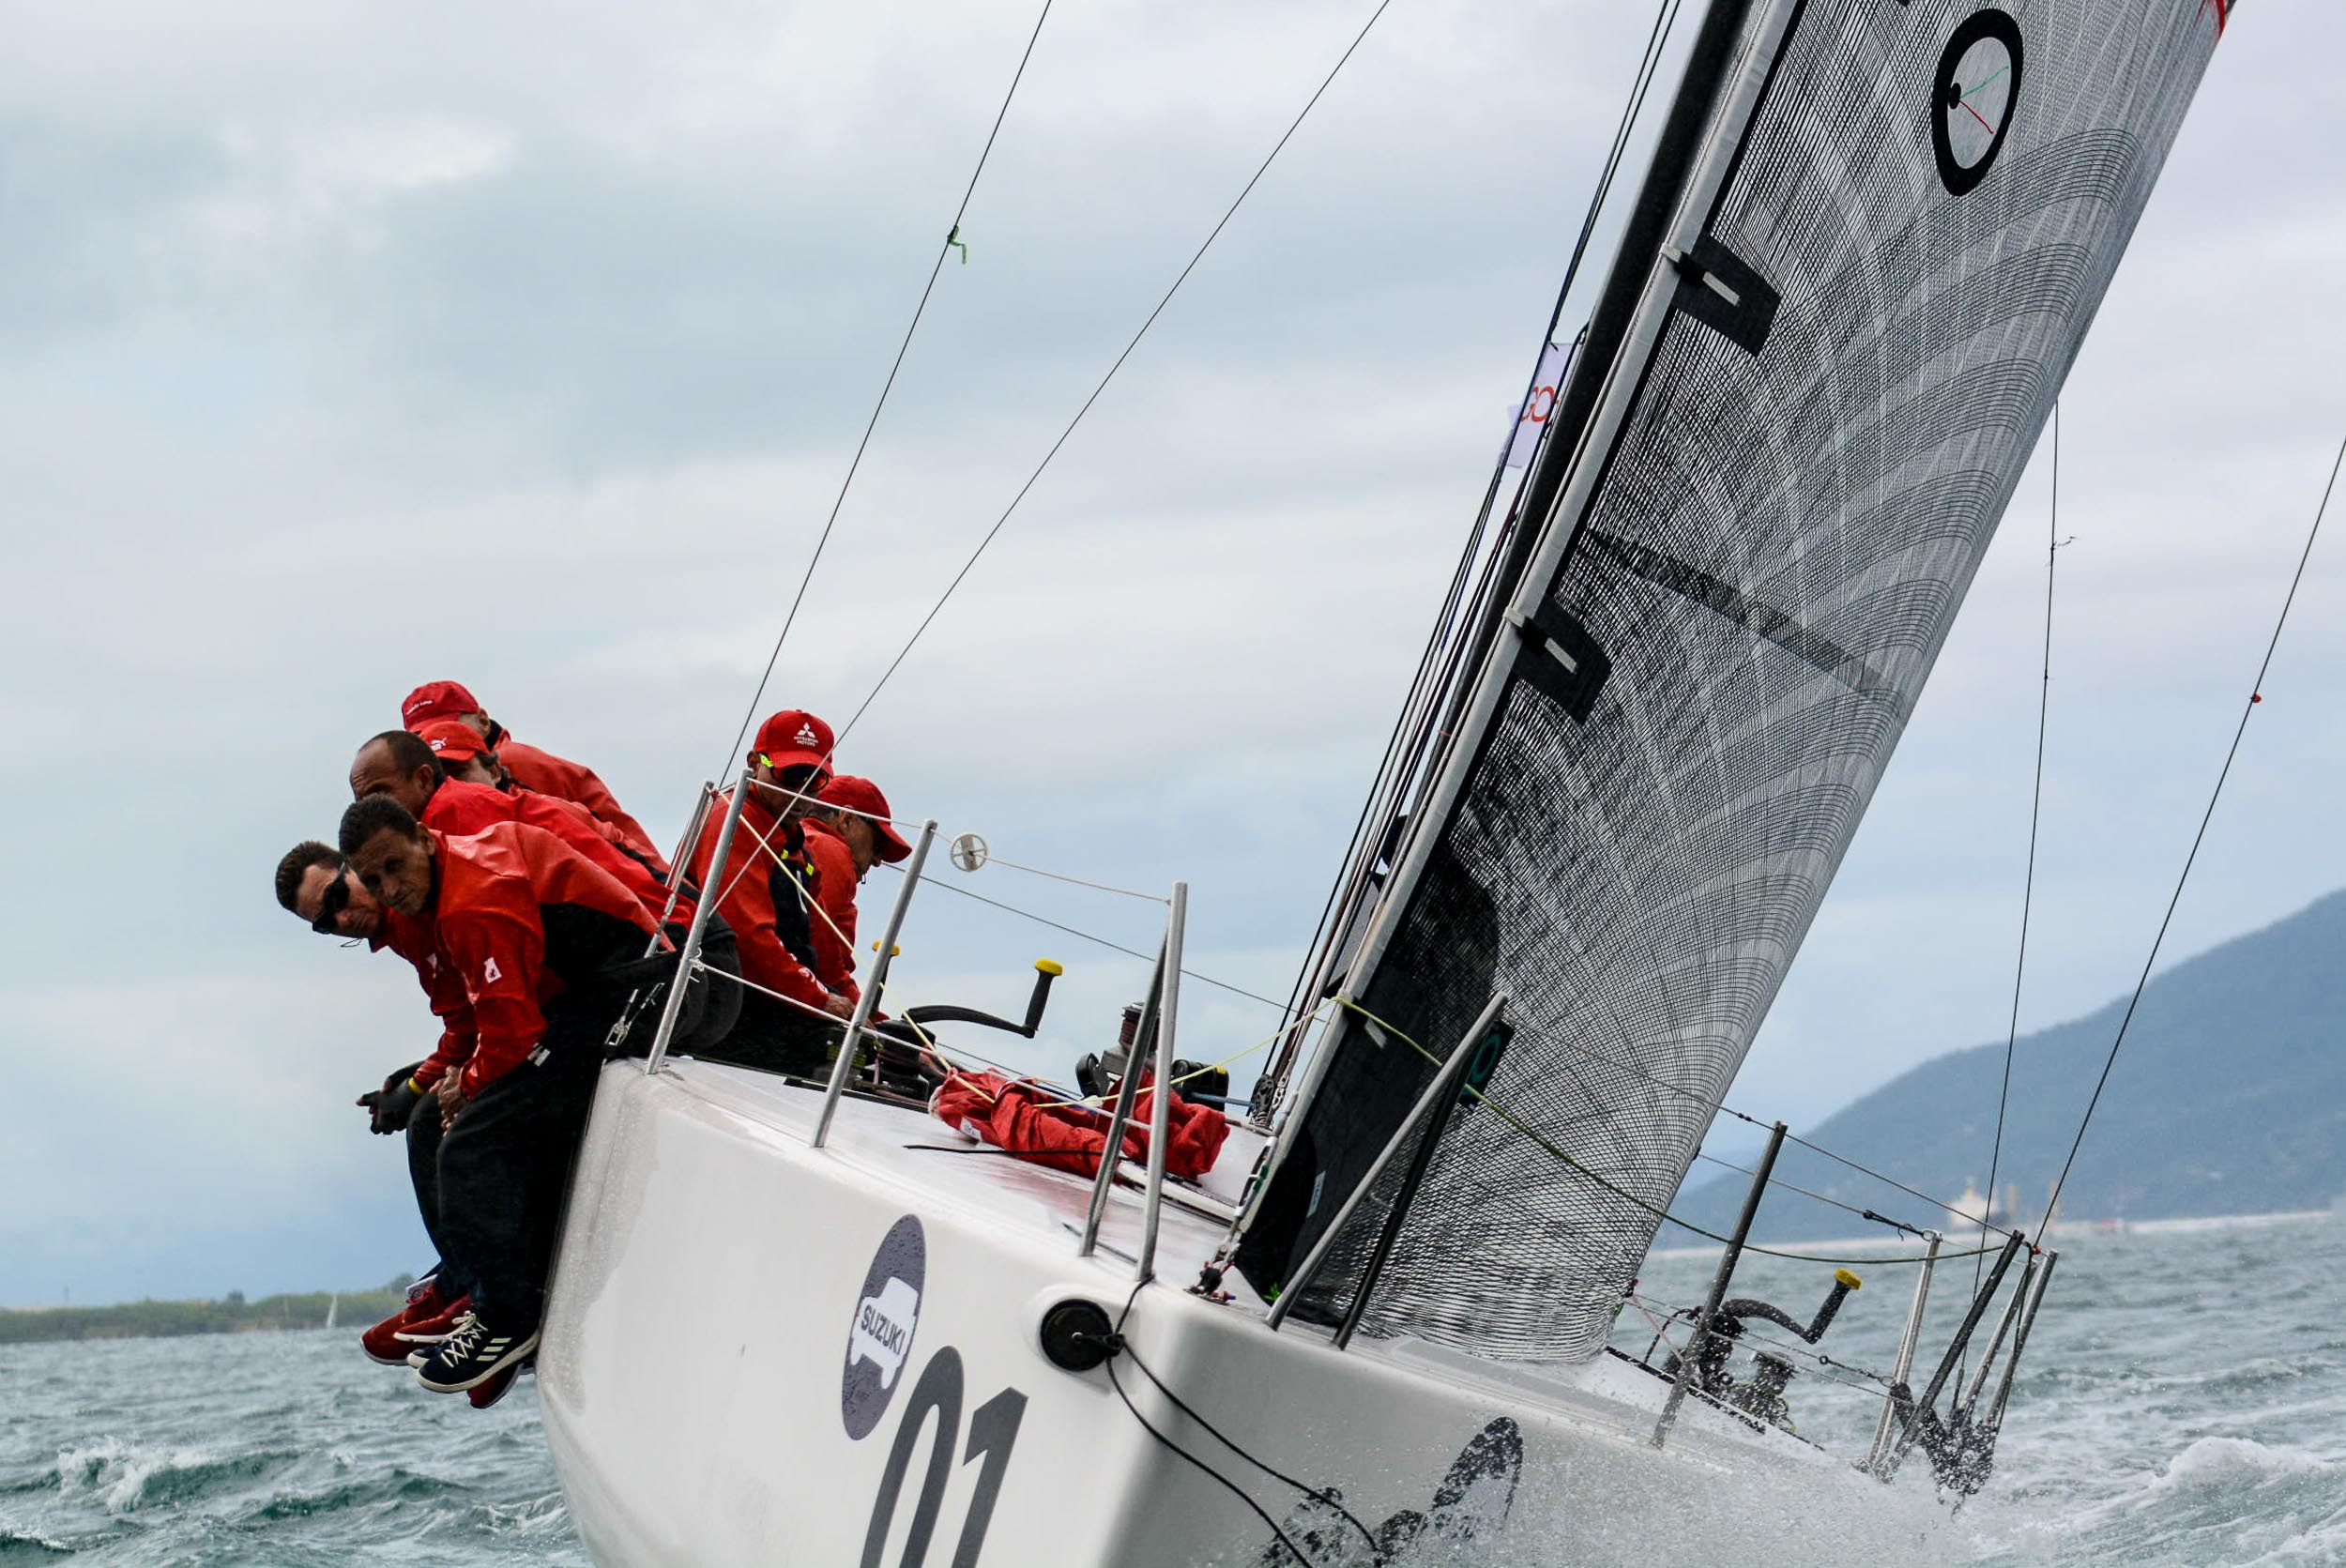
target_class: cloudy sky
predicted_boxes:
[3,0,2338,1306]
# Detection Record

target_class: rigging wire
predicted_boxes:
[1331,997,1998,1267]
[1325,989,2010,1236]
[1265,0,1691,1097]
[1690,1150,1927,1237]
[1973,400,2063,1300]
[876,860,1291,1010]
[968,850,1168,903]
[2043,433,2344,1228]
[715,0,1059,776]
[835,0,1401,743]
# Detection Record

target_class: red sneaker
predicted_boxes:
[395,1294,473,1346]
[360,1278,454,1364]
[467,1358,530,1409]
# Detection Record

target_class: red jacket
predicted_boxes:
[685,789,831,1014]
[496,737,668,875]
[801,819,861,1004]
[425,821,663,1095]
[422,777,684,922]
[373,907,476,1091]
[931,1071,1229,1181]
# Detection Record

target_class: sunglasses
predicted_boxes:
[756,758,828,794]
[311,867,354,936]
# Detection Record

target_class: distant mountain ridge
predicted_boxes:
[1675,890,2346,1239]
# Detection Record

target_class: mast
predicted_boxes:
[1236,0,2231,1362]
[1257,0,1766,1116]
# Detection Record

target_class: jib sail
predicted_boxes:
[1237,0,2228,1361]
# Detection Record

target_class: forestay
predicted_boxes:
[1237,0,2227,1361]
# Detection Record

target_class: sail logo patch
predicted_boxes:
[843,1215,926,1440]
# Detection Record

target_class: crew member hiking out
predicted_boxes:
[350,729,678,915]
[417,718,638,864]
[339,798,656,1393]
[274,841,477,1372]
[413,717,511,791]
[402,680,668,875]
[807,774,915,1004]
[276,824,739,1400]
[686,709,851,1076]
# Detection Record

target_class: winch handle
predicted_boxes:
[1021,958,1064,1036]
[1719,1269,1863,1345]
[898,959,1065,1039]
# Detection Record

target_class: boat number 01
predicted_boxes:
[861,1347,1028,1568]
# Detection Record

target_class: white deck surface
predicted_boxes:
[647,1052,1250,1294]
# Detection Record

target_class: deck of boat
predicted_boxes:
[612,1051,1253,1286]
[538,1056,1959,1566]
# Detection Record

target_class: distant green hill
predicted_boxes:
[0,1281,408,1344]
[1675,891,2346,1240]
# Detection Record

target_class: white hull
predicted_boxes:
[540,1061,1960,1566]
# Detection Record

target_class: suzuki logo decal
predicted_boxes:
[842,1214,927,1440]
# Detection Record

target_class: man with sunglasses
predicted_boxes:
[402,680,668,876]
[337,795,669,1394]
[275,827,742,1390]
[273,842,478,1364]
[683,708,855,1075]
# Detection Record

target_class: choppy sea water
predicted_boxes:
[3,1213,2339,1566]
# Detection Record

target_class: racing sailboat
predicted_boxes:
[534,1,2233,1561]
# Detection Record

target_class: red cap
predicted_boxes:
[819,775,911,862]
[752,709,835,773]
[402,680,481,730]
[415,718,489,762]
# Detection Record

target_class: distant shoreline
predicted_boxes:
[0,1282,408,1345]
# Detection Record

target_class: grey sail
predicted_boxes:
[1236,0,2229,1362]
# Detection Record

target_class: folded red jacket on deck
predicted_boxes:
[930,1071,1228,1181]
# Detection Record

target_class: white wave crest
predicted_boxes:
[53,1435,221,1515]
[2140,1436,2338,1499]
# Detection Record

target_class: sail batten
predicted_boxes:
[1239,0,2226,1362]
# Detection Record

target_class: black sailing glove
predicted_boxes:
[358,1063,427,1135]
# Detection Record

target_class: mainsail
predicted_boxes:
[1237,0,2227,1361]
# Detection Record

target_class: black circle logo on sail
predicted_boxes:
[1932,9,2023,197]
[842,1215,926,1440]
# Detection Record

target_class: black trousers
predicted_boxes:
[605,918,746,1061]
[672,919,744,1055]
[434,1006,611,1328]
[705,988,841,1077]
[404,1105,461,1298]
